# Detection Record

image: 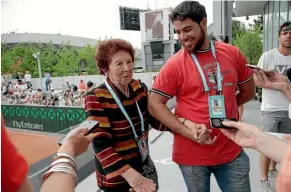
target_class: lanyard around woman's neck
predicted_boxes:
[105,80,145,140]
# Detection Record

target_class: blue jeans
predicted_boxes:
[179,150,251,192]
[45,81,51,91]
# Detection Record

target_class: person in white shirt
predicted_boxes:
[26,89,35,103]
[24,71,32,89]
[254,21,291,192]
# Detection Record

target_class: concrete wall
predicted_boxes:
[31,72,159,90]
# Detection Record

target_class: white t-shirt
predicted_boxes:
[258,48,291,111]
[24,74,31,82]
[26,91,34,97]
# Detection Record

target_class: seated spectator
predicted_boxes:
[78,79,87,93]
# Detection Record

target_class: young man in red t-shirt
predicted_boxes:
[1,115,33,192]
[148,1,255,191]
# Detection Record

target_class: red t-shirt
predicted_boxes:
[1,115,29,192]
[152,41,253,166]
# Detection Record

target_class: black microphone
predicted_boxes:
[287,68,291,82]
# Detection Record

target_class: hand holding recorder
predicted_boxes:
[57,120,98,157]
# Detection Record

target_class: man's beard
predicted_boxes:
[282,43,291,49]
[281,38,291,49]
[182,26,206,53]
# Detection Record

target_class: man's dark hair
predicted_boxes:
[169,1,207,24]
[279,21,291,36]
[224,36,229,44]
[72,85,78,92]
[87,81,93,88]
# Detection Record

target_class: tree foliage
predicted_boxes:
[233,26,263,64]
[232,19,263,65]
[253,15,263,32]
[232,20,247,40]
[1,41,99,77]
[2,39,141,77]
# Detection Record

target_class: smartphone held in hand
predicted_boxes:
[210,118,237,129]
[246,64,262,70]
[58,120,99,146]
[246,64,274,77]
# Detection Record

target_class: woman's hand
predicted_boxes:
[122,168,156,192]
[58,127,94,157]
[220,121,262,149]
[130,176,156,192]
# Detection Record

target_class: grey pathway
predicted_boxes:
[76,101,265,192]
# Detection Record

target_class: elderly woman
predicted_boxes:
[84,39,170,192]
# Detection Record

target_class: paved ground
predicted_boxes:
[76,100,268,192]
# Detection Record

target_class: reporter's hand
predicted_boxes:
[255,70,289,92]
[254,69,273,89]
[283,134,291,142]
[220,121,261,148]
[58,127,94,157]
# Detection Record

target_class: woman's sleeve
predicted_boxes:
[139,80,172,133]
[84,91,131,179]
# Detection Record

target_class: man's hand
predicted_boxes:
[183,120,217,145]
[254,69,289,92]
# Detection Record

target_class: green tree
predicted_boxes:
[234,26,263,64]
[53,42,79,76]
[232,20,247,41]
[18,44,39,74]
[40,41,58,75]
[253,15,263,32]
[77,45,98,75]
[1,43,14,72]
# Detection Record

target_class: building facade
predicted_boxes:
[235,1,291,52]
[263,1,291,51]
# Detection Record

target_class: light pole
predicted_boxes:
[32,52,43,90]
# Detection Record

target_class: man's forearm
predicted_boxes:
[236,91,255,106]
[148,102,195,141]
[255,131,289,163]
